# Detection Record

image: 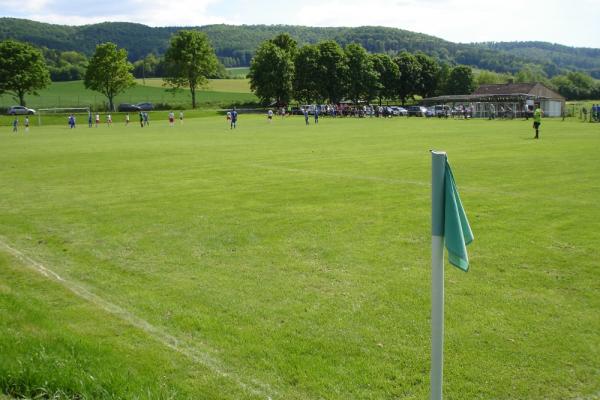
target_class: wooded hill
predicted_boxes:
[2,17,599,78]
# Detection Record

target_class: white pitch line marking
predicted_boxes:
[0,238,275,400]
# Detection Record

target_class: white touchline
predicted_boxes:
[0,238,276,400]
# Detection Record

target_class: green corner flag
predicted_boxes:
[443,159,474,271]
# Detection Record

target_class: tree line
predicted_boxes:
[2,32,600,109]
[248,35,600,106]
[4,18,600,79]
[248,34,478,106]
[0,31,220,110]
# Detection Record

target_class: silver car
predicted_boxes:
[7,105,36,115]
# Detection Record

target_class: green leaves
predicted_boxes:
[248,39,296,106]
[0,39,51,106]
[164,30,220,108]
[84,42,135,111]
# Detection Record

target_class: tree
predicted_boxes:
[551,71,598,100]
[294,44,321,104]
[414,52,441,98]
[164,30,219,109]
[394,52,421,105]
[316,41,348,104]
[445,65,476,95]
[0,40,50,106]
[84,42,134,111]
[515,63,549,84]
[345,43,379,104]
[269,33,298,57]
[370,53,399,105]
[248,41,294,106]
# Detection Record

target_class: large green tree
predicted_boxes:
[414,52,440,98]
[370,53,399,105]
[164,30,219,109]
[445,65,476,95]
[248,41,294,106]
[345,43,379,104]
[84,42,134,111]
[316,41,348,104]
[0,40,50,106]
[293,44,321,104]
[394,52,421,105]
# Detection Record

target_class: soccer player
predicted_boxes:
[139,111,144,127]
[179,111,184,124]
[169,111,175,127]
[95,113,100,127]
[24,116,30,133]
[303,108,309,125]
[314,106,319,124]
[231,107,238,129]
[125,113,130,126]
[12,117,18,133]
[533,104,543,139]
[88,112,93,128]
[68,114,75,129]
[267,109,273,122]
[107,114,112,127]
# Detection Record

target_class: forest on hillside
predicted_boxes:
[2,18,600,79]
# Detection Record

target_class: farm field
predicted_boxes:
[0,80,257,110]
[135,78,252,93]
[1,116,599,399]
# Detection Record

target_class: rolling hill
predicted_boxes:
[1,18,599,78]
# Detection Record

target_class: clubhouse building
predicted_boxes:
[422,82,565,117]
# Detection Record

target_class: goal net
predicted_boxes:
[37,107,90,126]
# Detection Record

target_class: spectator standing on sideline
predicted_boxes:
[533,104,543,139]
[230,107,238,129]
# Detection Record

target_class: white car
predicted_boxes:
[7,105,36,115]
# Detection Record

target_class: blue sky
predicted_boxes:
[2,0,599,48]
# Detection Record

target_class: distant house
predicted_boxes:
[422,82,565,117]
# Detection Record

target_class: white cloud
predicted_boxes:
[2,0,52,13]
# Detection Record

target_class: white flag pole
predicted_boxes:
[431,151,447,400]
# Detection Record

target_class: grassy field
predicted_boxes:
[136,78,252,93]
[0,80,257,110]
[227,67,251,78]
[1,115,599,399]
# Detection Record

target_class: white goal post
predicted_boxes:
[37,107,90,126]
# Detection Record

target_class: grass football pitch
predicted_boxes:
[0,115,599,399]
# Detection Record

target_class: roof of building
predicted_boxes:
[422,82,565,104]
[473,82,565,100]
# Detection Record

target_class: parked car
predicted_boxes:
[7,105,36,115]
[390,106,408,116]
[433,105,450,117]
[425,107,436,118]
[136,102,154,111]
[407,106,427,117]
[118,103,141,112]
